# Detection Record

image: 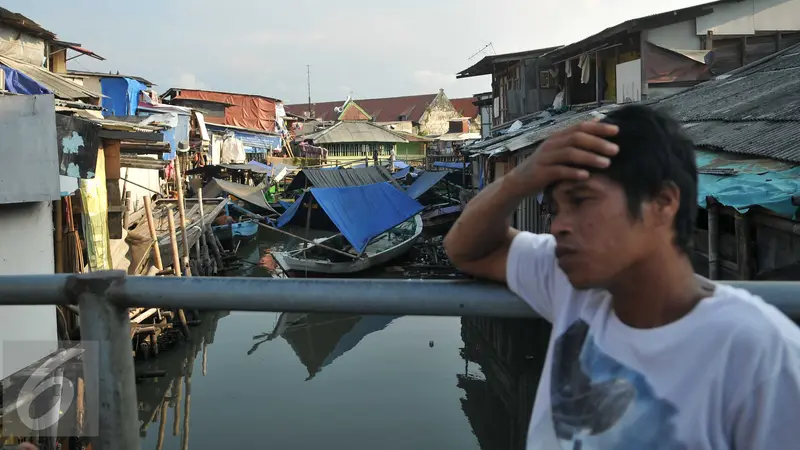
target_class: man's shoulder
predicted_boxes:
[709,284,800,359]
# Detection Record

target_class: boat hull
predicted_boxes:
[422,205,462,236]
[213,220,259,244]
[272,215,423,275]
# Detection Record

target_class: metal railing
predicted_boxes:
[1,271,799,450]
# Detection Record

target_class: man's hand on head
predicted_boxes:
[503,120,620,198]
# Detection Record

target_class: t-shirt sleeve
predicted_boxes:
[506,231,561,323]
[730,344,800,449]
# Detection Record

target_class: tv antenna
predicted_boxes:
[468,42,496,60]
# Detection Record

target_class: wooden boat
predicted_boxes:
[272,214,423,275]
[422,204,462,236]
[213,218,259,244]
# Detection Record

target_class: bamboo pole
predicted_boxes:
[167,208,191,338]
[144,197,164,270]
[197,187,209,270]
[707,198,720,280]
[174,157,191,275]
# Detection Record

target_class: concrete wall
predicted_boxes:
[419,91,462,136]
[646,20,702,49]
[0,201,58,380]
[697,0,800,36]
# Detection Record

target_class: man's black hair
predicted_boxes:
[598,104,698,253]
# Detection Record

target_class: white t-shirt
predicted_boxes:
[506,231,800,450]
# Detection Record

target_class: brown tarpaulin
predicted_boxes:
[644,42,712,84]
[174,89,277,132]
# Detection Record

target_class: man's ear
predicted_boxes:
[652,181,680,227]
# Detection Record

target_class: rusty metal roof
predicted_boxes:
[286,93,438,123]
[450,97,479,119]
[286,166,400,191]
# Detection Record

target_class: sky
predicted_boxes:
[6,0,712,104]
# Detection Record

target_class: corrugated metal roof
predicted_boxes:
[0,55,102,100]
[286,166,400,191]
[465,105,620,156]
[311,121,408,144]
[650,44,800,162]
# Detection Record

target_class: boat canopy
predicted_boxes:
[202,178,276,213]
[404,171,448,199]
[277,182,423,253]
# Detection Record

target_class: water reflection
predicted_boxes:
[136,312,227,450]
[458,317,552,450]
[248,313,400,380]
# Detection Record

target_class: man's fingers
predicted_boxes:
[544,131,619,158]
[546,166,590,183]
[541,147,612,170]
[545,119,619,142]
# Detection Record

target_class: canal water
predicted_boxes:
[134,228,550,450]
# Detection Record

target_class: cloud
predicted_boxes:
[412,70,458,90]
[174,73,207,89]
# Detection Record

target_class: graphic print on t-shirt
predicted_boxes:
[550,320,687,450]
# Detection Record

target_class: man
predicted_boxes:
[444,104,800,449]
[389,146,397,173]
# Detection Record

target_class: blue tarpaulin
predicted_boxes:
[392,166,411,179]
[276,182,423,252]
[405,171,448,199]
[0,65,51,95]
[160,113,190,161]
[695,150,800,218]
[101,77,147,117]
[433,161,470,170]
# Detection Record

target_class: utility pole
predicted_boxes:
[307,65,312,118]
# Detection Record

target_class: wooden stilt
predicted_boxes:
[55,198,64,273]
[144,197,164,270]
[174,156,191,276]
[167,208,191,338]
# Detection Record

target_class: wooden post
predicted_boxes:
[55,199,64,273]
[303,193,314,255]
[705,30,714,50]
[735,213,753,280]
[707,198,720,280]
[174,156,191,275]
[123,191,132,230]
[167,208,191,338]
[595,50,602,106]
[144,197,164,270]
[198,187,209,271]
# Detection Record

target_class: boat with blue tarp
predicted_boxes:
[271,182,424,275]
[404,171,463,234]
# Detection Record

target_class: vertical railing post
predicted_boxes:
[72,271,139,450]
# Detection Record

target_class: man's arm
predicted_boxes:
[443,175,522,283]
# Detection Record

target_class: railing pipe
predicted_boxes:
[0,272,799,318]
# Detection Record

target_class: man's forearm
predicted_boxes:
[444,176,525,263]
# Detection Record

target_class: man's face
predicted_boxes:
[548,175,656,290]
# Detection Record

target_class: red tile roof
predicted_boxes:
[285,93,438,123]
[450,97,479,119]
